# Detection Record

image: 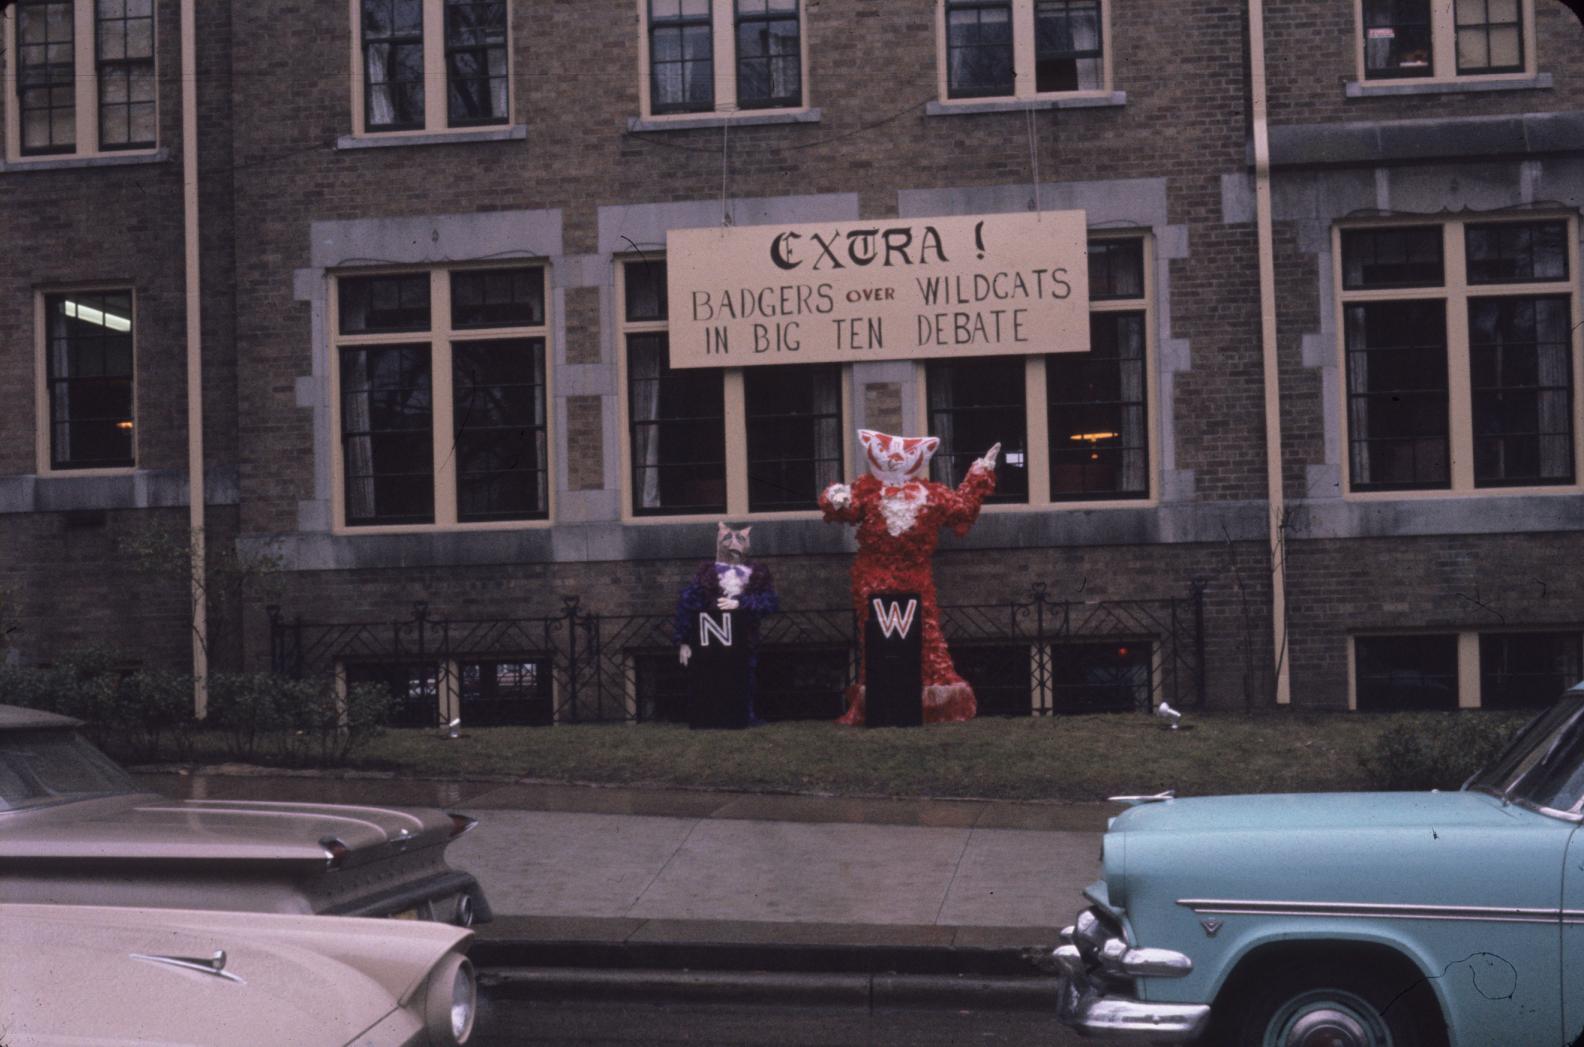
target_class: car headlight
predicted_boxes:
[424,953,477,1046]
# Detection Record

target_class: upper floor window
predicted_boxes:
[333,266,549,528]
[642,0,805,118]
[620,259,843,518]
[356,0,510,135]
[1360,0,1530,81]
[941,0,1105,102]
[39,290,136,471]
[1339,218,1578,494]
[4,0,155,160]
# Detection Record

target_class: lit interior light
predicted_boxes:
[1005,452,1025,467]
[116,421,135,430]
[64,300,132,332]
[1069,432,1119,443]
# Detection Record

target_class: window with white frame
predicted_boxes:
[355,0,510,135]
[642,0,805,117]
[1339,218,1578,493]
[38,290,136,471]
[1480,632,1583,709]
[4,0,155,159]
[925,235,1153,504]
[1353,630,1583,710]
[940,0,1105,102]
[1359,0,1532,81]
[1354,634,1460,710]
[620,258,844,517]
[333,267,549,528]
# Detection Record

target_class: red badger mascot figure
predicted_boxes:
[819,430,1001,725]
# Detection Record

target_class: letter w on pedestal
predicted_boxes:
[698,612,734,647]
[870,598,918,641]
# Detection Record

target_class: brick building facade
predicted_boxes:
[2,0,1581,723]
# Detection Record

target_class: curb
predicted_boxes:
[478,967,1060,1012]
[471,937,1062,1011]
[468,938,1055,977]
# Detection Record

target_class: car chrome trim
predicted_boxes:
[1179,898,1564,924]
[1076,998,1213,1040]
[1108,789,1176,806]
[129,949,244,983]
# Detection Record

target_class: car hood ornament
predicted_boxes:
[1108,789,1177,807]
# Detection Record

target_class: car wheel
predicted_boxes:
[1219,959,1446,1047]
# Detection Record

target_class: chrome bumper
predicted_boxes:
[1052,909,1211,1042]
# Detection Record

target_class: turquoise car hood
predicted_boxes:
[1112,789,1527,834]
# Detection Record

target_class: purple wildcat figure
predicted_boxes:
[672,523,780,724]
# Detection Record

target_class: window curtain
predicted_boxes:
[1118,316,1146,491]
[366,47,396,126]
[531,344,550,509]
[630,338,663,509]
[1344,308,1372,486]
[1536,300,1572,480]
[812,367,841,492]
[342,352,377,520]
[47,303,71,464]
[928,364,957,484]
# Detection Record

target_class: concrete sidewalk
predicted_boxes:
[139,773,1115,1007]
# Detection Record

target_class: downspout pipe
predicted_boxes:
[1247,0,1292,705]
[181,0,209,717]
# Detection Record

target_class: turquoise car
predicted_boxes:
[1054,684,1584,1047]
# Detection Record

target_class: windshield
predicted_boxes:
[0,728,138,811]
[1469,693,1584,816]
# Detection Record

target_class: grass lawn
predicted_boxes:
[166,709,1529,803]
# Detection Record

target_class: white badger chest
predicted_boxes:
[878,484,928,538]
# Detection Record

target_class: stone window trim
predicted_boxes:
[335,123,526,151]
[34,286,139,477]
[934,0,1114,109]
[924,92,1124,117]
[0,146,169,174]
[1333,214,1582,500]
[347,0,516,141]
[1352,0,1538,88]
[1343,71,1550,98]
[614,254,853,524]
[327,264,555,534]
[910,232,1160,511]
[1349,629,1584,711]
[635,0,813,123]
[2,0,161,163]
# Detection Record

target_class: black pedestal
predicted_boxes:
[864,591,923,728]
[688,609,751,729]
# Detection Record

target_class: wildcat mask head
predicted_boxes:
[716,522,751,564]
[858,430,939,486]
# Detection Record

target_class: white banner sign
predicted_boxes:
[664,211,1090,368]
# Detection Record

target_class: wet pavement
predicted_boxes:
[132,771,1112,952]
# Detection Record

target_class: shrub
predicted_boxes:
[1359,712,1527,791]
[118,669,198,763]
[206,672,394,766]
[0,649,200,763]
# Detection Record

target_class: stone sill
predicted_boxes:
[0,147,170,174]
[925,92,1125,117]
[336,124,527,150]
[1345,73,1552,98]
[627,108,822,133]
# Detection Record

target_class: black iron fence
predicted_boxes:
[268,582,1206,728]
